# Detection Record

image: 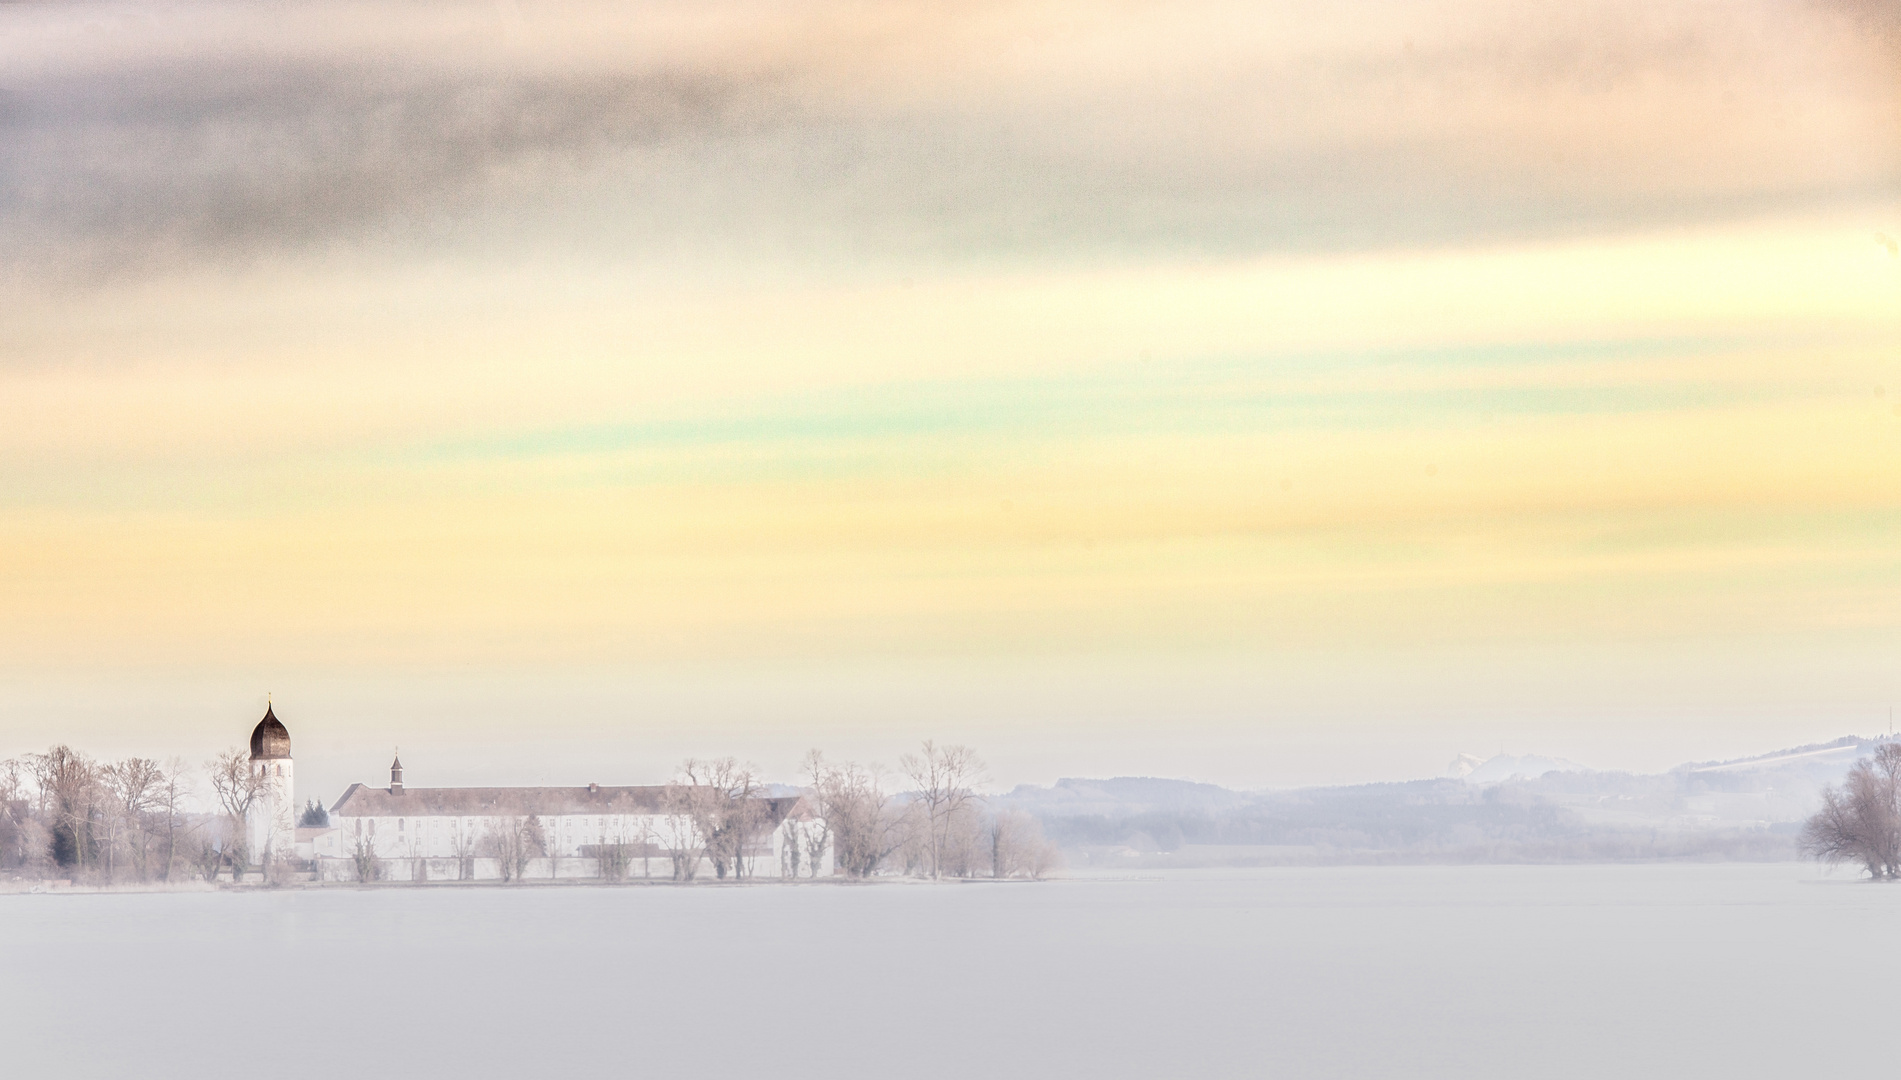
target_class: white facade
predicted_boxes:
[310,807,831,882]
[234,711,834,882]
[307,765,832,882]
[311,813,827,880]
[243,704,296,866]
[246,756,295,864]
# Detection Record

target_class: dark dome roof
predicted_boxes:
[250,704,291,760]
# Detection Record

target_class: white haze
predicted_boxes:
[0,865,1892,1079]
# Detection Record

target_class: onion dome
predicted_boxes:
[249,704,292,760]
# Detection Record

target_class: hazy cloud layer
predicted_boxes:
[1,0,1895,279]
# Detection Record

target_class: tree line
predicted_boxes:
[2,739,1058,884]
[804,741,1059,881]
[365,741,1059,884]
[1,748,197,882]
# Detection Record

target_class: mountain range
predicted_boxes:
[994,736,1890,867]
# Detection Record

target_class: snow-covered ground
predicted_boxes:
[2,865,1890,1079]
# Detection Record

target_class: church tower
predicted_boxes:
[246,703,296,865]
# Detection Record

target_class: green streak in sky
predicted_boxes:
[419,332,1804,466]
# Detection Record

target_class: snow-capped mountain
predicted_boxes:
[1445,752,1589,783]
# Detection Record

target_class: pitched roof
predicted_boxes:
[329,783,803,824]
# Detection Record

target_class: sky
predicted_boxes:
[1,0,1897,798]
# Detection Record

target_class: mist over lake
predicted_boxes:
[3,865,1886,1080]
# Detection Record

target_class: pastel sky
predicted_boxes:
[1,0,1897,797]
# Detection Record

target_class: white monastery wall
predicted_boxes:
[238,706,831,881]
[309,812,829,882]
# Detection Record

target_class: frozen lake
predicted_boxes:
[2,863,1890,1079]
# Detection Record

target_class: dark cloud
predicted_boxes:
[0,56,789,282]
[0,0,1894,286]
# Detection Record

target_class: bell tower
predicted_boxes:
[246,701,296,865]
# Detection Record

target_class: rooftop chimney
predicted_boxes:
[390,754,404,795]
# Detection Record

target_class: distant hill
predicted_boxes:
[1444,753,1588,783]
[998,777,1246,818]
[994,736,1892,867]
[1672,735,1877,777]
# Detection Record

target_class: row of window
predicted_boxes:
[380,816,656,827]
[366,815,673,835]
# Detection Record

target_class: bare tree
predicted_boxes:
[103,758,166,881]
[658,785,709,881]
[808,756,902,878]
[778,810,816,879]
[524,815,547,879]
[989,808,1062,879]
[795,750,836,878]
[796,821,828,878]
[1025,836,1061,880]
[452,824,477,881]
[593,807,647,883]
[899,742,986,880]
[944,803,991,877]
[155,759,191,882]
[0,758,21,869]
[674,758,767,880]
[206,747,267,878]
[30,746,101,876]
[1804,744,1901,879]
[0,757,42,873]
[348,819,381,883]
[192,836,225,882]
[639,815,655,879]
[780,828,801,879]
[482,814,542,882]
[596,838,633,882]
